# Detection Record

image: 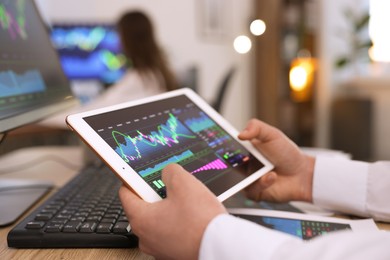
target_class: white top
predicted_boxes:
[199,157,390,259]
[83,69,165,111]
[40,69,165,128]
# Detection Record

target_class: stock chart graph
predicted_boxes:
[109,110,235,195]
[0,0,50,104]
[0,69,46,97]
[84,95,263,198]
[113,113,197,163]
[109,109,250,195]
[0,0,76,121]
[50,24,126,83]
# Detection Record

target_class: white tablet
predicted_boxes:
[66,88,273,202]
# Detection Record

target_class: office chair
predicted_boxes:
[177,65,199,93]
[212,66,236,113]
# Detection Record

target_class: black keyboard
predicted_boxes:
[7,163,138,248]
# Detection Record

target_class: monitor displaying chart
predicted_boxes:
[0,0,74,121]
[50,24,127,84]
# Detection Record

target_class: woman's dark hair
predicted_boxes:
[117,11,178,91]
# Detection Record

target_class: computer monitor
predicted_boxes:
[0,0,78,226]
[50,23,127,85]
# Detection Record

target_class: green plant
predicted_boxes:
[335,8,372,69]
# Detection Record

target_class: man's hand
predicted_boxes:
[119,164,227,260]
[238,119,315,203]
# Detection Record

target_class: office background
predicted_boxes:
[36,0,254,131]
[2,0,390,257]
[34,0,390,161]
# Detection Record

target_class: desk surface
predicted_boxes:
[1,146,389,259]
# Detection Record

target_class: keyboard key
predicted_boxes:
[100,218,116,224]
[25,221,45,229]
[96,223,114,233]
[78,208,92,213]
[70,216,86,222]
[113,222,130,234]
[50,219,67,224]
[106,209,121,215]
[94,207,108,212]
[59,209,76,215]
[90,211,105,217]
[45,223,63,233]
[63,221,82,233]
[87,216,102,222]
[54,214,71,221]
[117,216,128,222]
[74,212,88,218]
[35,213,53,221]
[104,213,119,219]
[40,209,57,215]
[79,222,97,233]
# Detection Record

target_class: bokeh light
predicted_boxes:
[250,19,266,36]
[233,35,252,54]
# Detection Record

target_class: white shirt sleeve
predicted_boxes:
[313,157,390,222]
[199,214,299,260]
[199,157,390,259]
[200,214,390,260]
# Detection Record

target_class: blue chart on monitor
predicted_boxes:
[113,113,197,163]
[51,25,126,83]
[59,48,125,82]
[0,69,46,97]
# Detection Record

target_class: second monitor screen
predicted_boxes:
[50,24,127,84]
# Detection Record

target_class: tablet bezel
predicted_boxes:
[66,88,273,202]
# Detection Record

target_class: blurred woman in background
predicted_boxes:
[82,10,178,110]
[117,10,178,93]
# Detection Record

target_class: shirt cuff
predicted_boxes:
[199,214,298,260]
[313,156,369,216]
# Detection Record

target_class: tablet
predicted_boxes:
[228,208,376,240]
[66,88,273,202]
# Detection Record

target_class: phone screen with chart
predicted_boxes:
[83,95,264,198]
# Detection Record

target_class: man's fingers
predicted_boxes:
[162,164,206,198]
[238,119,256,140]
[244,172,277,201]
[238,119,279,143]
[162,164,187,185]
[119,185,148,218]
[261,172,277,187]
[161,163,186,182]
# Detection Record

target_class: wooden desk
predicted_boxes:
[0,146,153,259]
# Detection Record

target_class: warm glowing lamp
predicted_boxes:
[289,57,316,102]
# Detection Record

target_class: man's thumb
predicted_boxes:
[161,163,195,197]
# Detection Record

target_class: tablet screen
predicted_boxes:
[83,94,264,198]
